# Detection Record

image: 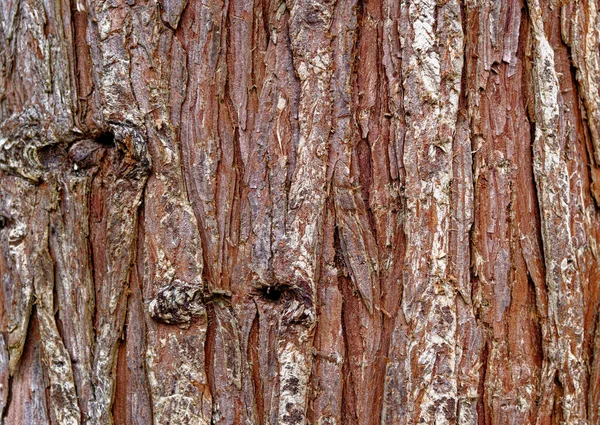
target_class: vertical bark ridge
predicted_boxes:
[0,176,36,375]
[120,238,153,425]
[451,112,483,425]
[177,0,235,293]
[591,314,600,425]
[89,126,150,425]
[31,186,81,425]
[560,0,600,165]
[49,169,97,421]
[383,0,464,422]
[0,335,7,422]
[378,0,408,421]
[527,0,588,422]
[270,0,336,421]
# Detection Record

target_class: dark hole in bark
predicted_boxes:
[96,131,115,147]
[259,286,283,302]
[0,216,6,229]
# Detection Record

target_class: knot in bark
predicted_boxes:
[148,279,205,325]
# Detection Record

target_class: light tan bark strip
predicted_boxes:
[528,1,588,422]
[31,188,81,425]
[272,0,337,422]
[0,176,36,375]
[384,0,464,421]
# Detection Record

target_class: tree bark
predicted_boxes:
[0,0,599,423]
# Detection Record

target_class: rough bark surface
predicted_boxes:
[0,0,599,423]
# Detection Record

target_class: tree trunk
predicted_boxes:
[0,0,599,422]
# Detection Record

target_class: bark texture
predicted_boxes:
[0,0,599,423]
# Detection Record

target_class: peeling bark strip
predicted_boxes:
[1,0,600,422]
[0,335,8,420]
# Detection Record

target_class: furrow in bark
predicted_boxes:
[591,313,600,425]
[331,0,383,422]
[336,0,376,317]
[310,207,344,425]
[237,300,261,425]
[210,300,254,425]
[228,0,254,137]
[450,113,484,425]
[382,319,409,425]
[465,0,543,421]
[121,246,153,425]
[379,0,407,421]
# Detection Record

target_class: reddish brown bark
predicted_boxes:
[1,0,599,423]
